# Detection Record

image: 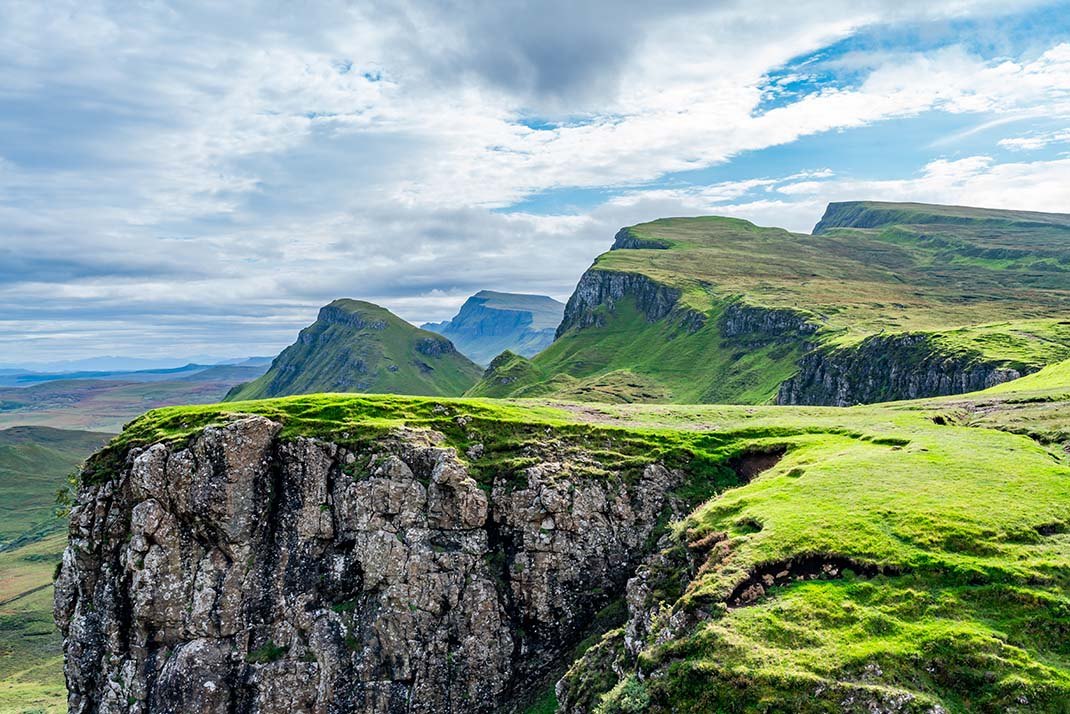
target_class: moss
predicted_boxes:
[245,641,288,664]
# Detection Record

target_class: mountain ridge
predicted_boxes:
[472,201,1070,405]
[226,299,482,401]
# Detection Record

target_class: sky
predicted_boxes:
[1,0,1069,365]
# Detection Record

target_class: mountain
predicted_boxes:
[421,290,564,365]
[472,202,1070,404]
[225,299,483,401]
[56,370,1070,712]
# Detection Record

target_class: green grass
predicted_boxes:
[0,427,108,714]
[483,204,1070,404]
[228,299,483,401]
[0,427,110,548]
[470,297,807,404]
[54,356,1070,712]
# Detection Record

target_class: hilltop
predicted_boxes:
[226,299,483,401]
[422,290,564,365]
[472,202,1070,405]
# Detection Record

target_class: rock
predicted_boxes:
[556,270,682,337]
[56,419,686,713]
[777,332,1031,406]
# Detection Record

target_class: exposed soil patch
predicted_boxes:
[727,555,896,608]
[727,446,787,481]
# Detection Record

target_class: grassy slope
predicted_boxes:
[0,427,110,714]
[469,298,805,404]
[99,368,1070,712]
[228,300,482,401]
[483,205,1070,404]
[0,427,110,548]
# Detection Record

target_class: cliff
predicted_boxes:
[555,270,686,338]
[226,300,482,401]
[776,332,1032,406]
[421,291,564,366]
[55,391,1070,712]
[54,407,726,713]
[483,205,1070,405]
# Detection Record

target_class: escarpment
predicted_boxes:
[55,416,705,714]
[555,269,685,338]
[776,333,1033,406]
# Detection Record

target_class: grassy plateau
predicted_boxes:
[75,355,1070,713]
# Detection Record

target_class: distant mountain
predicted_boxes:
[473,201,1070,405]
[0,360,270,388]
[226,299,483,401]
[421,291,564,365]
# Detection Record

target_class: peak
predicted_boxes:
[814,201,1070,234]
[324,298,391,314]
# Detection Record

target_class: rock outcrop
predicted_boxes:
[556,270,684,338]
[720,303,818,343]
[55,417,691,714]
[776,333,1030,406]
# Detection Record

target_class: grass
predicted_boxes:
[41,350,1070,712]
[470,297,807,404]
[228,299,483,401]
[0,427,110,548]
[0,427,107,714]
[482,204,1070,404]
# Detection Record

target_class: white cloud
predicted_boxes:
[0,1,1068,360]
[999,128,1070,150]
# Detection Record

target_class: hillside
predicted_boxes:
[226,299,483,401]
[0,426,111,713]
[0,426,111,548]
[56,367,1070,712]
[422,290,564,365]
[472,202,1070,405]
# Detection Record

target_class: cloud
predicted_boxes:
[0,1,1068,361]
[999,128,1070,150]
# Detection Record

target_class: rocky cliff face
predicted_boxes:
[776,333,1030,406]
[720,303,818,343]
[556,270,685,338]
[55,417,696,714]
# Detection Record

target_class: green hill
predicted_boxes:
[0,426,111,713]
[421,290,564,365]
[226,299,483,401]
[99,362,1070,712]
[0,426,111,549]
[472,202,1070,405]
